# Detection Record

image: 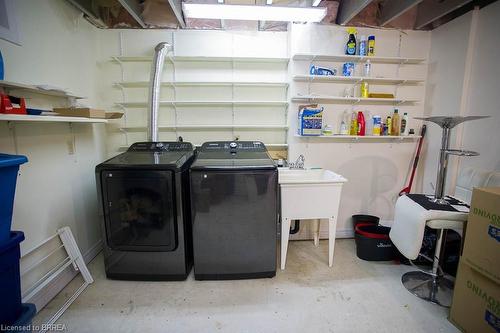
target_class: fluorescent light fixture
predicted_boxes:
[266,0,273,4]
[312,0,322,6]
[182,3,327,22]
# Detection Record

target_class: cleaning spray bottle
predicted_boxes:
[345,28,357,56]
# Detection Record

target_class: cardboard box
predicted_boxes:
[105,112,123,119]
[462,187,500,283]
[450,262,500,333]
[54,107,105,119]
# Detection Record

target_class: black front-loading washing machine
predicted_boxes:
[95,141,194,280]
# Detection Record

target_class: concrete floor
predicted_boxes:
[34,239,459,333]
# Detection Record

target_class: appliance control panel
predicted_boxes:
[200,141,267,152]
[128,142,193,152]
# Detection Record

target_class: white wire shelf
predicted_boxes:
[293,75,424,85]
[119,124,288,132]
[111,56,290,64]
[0,114,107,123]
[295,134,421,140]
[114,81,289,88]
[116,100,289,107]
[292,54,426,64]
[291,95,419,104]
[0,80,84,99]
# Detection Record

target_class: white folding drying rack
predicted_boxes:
[20,226,94,333]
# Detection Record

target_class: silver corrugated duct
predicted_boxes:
[147,42,171,142]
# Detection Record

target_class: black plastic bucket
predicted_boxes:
[355,223,396,261]
[352,214,380,228]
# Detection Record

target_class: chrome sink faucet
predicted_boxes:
[289,154,305,169]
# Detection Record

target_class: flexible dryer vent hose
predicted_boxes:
[147,42,171,142]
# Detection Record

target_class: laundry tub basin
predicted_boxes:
[279,168,347,219]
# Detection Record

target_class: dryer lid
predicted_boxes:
[97,142,194,170]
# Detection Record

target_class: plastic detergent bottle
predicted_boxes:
[359,35,367,56]
[345,28,357,56]
[372,115,381,136]
[392,108,400,136]
[350,111,358,135]
[401,112,409,136]
[357,111,365,136]
[368,36,376,56]
[386,116,392,135]
[360,82,369,98]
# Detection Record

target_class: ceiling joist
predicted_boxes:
[167,0,186,29]
[117,0,147,28]
[379,0,423,26]
[415,0,475,29]
[336,0,376,25]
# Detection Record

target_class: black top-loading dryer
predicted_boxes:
[190,141,278,280]
[95,141,195,280]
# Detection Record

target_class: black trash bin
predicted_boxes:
[355,223,396,261]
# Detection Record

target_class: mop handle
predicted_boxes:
[407,125,427,189]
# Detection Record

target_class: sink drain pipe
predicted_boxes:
[290,220,300,234]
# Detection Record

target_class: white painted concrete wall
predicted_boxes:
[288,24,431,239]
[423,2,500,195]
[0,0,105,269]
[421,12,472,195]
[457,3,500,173]
[96,29,289,157]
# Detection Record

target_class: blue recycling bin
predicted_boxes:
[5,303,37,333]
[0,231,25,326]
[0,153,28,244]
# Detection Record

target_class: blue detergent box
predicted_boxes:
[298,106,323,136]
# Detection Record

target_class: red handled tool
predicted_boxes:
[399,125,427,196]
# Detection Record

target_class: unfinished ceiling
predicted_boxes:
[66,0,498,30]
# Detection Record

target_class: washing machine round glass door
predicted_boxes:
[101,170,177,252]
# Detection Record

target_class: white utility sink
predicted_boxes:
[279,168,347,184]
[278,168,347,269]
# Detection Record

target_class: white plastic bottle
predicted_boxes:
[365,110,373,136]
[401,112,409,136]
[363,59,371,77]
